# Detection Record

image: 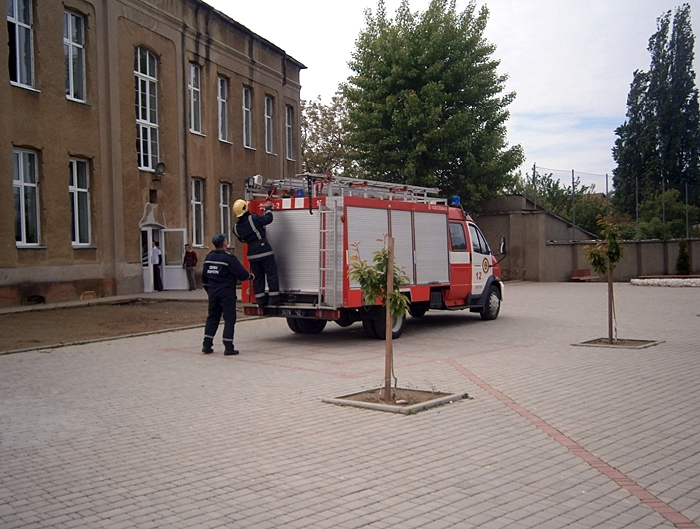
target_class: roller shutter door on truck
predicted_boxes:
[346,207,388,290]
[265,209,319,293]
[390,209,415,284]
[414,211,450,284]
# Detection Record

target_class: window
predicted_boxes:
[7,0,34,87]
[217,76,229,142]
[264,96,274,153]
[469,224,491,255]
[191,179,204,246]
[188,63,201,133]
[13,149,39,245]
[134,47,159,170]
[242,87,252,148]
[285,105,295,160]
[64,10,85,101]
[449,223,467,251]
[220,183,231,242]
[68,158,90,245]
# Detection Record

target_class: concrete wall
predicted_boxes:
[476,204,700,282]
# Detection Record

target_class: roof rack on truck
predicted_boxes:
[244,172,447,204]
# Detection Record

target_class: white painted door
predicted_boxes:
[162,229,188,290]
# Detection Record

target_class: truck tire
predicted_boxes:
[480,285,501,321]
[372,313,406,340]
[409,303,428,318]
[287,318,303,333]
[362,319,380,339]
[297,318,327,334]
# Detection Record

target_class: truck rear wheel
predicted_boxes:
[287,318,303,333]
[480,285,501,321]
[366,312,406,340]
[297,318,327,334]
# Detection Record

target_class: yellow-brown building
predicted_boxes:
[1,0,304,305]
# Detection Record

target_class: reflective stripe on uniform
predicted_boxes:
[248,250,274,259]
[206,260,230,266]
[248,215,263,240]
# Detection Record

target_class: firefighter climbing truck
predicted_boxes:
[240,173,505,339]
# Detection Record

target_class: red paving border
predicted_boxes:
[447,359,699,529]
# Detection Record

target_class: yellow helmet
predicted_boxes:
[233,199,248,218]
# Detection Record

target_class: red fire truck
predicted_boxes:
[240,174,505,339]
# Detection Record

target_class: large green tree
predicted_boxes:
[301,93,352,175]
[613,4,700,217]
[343,0,523,212]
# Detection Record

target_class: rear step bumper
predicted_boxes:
[243,304,341,320]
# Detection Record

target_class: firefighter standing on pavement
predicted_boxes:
[233,199,280,306]
[201,233,254,355]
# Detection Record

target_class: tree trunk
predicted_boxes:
[383,237,394,402]
[607,268,615,344]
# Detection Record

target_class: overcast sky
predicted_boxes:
[205,0,700,192]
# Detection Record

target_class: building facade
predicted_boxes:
[1,0,304,305]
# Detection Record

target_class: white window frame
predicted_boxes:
[191,179,204,247]
[7,0,34,87]
[217,76,229,142]
[242,87,252,148]
[69,158,91,246]
[135,47,159,171]
[285,105,295,160]
[13,149,40,246]
[188,63,202,134]
[64,10,86,102]
[220,183,232,242]
[265,96,274,154]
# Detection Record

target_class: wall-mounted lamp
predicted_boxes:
[153,162,166,181]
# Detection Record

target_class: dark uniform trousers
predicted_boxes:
[249,252,279,306]
[203,289,237,350]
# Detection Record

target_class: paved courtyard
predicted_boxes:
[1,282,699,529]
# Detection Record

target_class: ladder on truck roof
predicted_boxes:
[244,173,447,204]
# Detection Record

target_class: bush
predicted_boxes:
[676,239,692,275]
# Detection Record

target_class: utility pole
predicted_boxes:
[571,169,576,240]
[532,162,537,210]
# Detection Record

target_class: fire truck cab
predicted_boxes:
[239,174,505,339]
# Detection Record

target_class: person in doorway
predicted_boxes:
[233,199,280,306]
[151,240,163,291]
[201,234,254,355]
[182,243,198,291]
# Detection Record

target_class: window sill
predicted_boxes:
[219,139,233,145]
[10,82,40,93]
[244,145,256,151]
[66,96,88,105]
[190,130,206,137]
[16,244,46,249]
[286,157,296,162]
[72,245,97,249]
[266,151,278,157]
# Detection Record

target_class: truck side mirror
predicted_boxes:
[499,236,506,255]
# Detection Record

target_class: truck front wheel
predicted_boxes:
[480,285,501,321]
